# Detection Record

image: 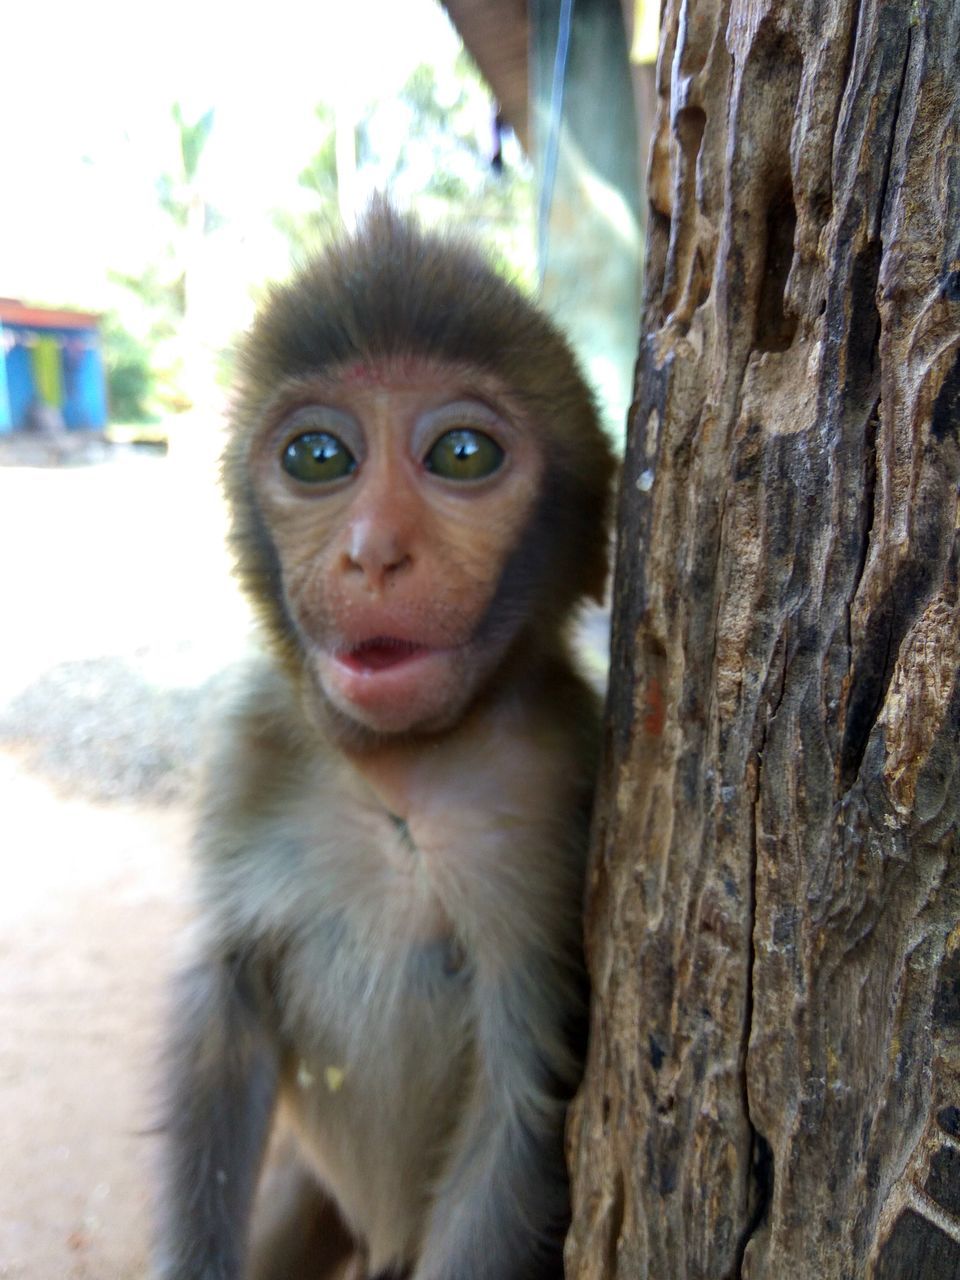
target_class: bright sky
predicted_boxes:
[1,0,462,311]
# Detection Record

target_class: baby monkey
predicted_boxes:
[155,202,615,1280]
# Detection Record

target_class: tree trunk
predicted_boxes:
[567,1,960,1277]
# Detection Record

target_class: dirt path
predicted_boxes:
[0,756,189,1279]
[0,440,246,1278]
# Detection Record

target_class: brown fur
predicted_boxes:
[155,205,615,1280]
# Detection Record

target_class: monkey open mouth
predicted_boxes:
[340,638,434,673]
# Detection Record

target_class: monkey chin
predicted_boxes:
[310,644,476,744]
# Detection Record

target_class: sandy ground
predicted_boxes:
[0,432,251,1279]
[0,760,188,1278]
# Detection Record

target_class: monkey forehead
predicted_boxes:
[338,356,429,388]
[328,355,514,404]
[326,353,501,391]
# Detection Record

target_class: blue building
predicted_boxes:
[0,300,108,432]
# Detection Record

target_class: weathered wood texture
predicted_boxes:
[568,1,960,1277]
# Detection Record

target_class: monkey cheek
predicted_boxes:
[313,648,470,736]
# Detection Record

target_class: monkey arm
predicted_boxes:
[412,964,574,1280]
[154,952,280,1280]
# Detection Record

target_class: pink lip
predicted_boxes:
[320,638,457,729]
[338,638,434,674]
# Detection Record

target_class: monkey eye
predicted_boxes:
[424,429,504,482]
[282,431,357,484]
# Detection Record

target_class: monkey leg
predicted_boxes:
[247,1132,363,1280]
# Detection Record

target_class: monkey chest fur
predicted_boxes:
[277,911,473,1268]
[194,675,587,1273]
[202,760,576,1272]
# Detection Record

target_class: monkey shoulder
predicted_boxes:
[186,661,348,933]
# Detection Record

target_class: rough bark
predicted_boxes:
[567,1,960,1277]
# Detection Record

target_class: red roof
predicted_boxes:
[0,299,101,330]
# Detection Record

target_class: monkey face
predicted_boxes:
[248,360,545,740]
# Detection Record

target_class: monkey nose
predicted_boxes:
[342,521,413,590]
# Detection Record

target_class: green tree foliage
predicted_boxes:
[272,104,341,260]
[156,106,215,228]
[279,54,534,282]
[109,103,219,414]
[174,104,215,185]
[101,314,155,423]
